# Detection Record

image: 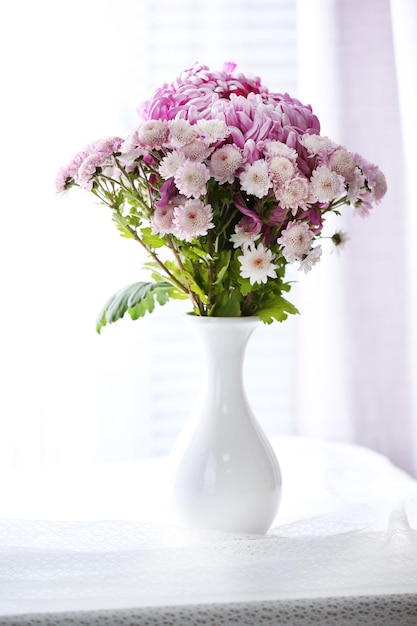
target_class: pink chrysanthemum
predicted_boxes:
[277,221,314,262]
[269,156,296,186]
[239,159,271,198]
[168,119,197,148]
[137,120,168,149]
[209,144,244,184]
[301,134,336,155]
[174,160,210,198]
[173,199,214,242]
[151,206,176,236]
[263,140,298,161]
[179,139,213,162]
[158,151,186,179]
[238,243,278,285]
[328,148,357,182]
[77,154,103,190]
[275,176,310,213]
[371,168,388,202]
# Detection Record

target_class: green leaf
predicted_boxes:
[96,281,174,333]
[140,227,166,249]
[112,212,134,239]
[257,296,299,324]
[212,288,242,317]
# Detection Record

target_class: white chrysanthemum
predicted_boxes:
[209,145,244,184]
[238,243,278,285]
[173,199,214,242]
[311,165,346,203]
[168,119,197,148]
[230,224,261,249]
[158,151,186,179]
[174,160,210,198]
[277,221,314,263]
[298,245,322,273]
[179,139,213,162]
[137,120,168,149]
[151,206,176,236]
[302,134,336,154]
[275,176,310,213]
[196,119,230,144]
[328,148,356,182]
[239,159,271,198]
[269,156,296,186]
[263,140,298,161]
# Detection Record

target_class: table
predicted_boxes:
[1,437,417,625]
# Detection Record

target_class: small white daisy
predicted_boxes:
[238,243,278,285]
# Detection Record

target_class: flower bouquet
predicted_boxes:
[56,63,387,331]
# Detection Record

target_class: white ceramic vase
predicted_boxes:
[170,315,282,534]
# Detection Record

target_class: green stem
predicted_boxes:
[165,236,205,315]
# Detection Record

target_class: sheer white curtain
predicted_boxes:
[294,0,417,475]
[0,0,299,467]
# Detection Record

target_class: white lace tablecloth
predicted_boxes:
[1,437,417,625]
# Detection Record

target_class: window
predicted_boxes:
[0,0,299,466]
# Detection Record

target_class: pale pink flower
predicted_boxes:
[352,154,387,204]
[310,165,346,203]
[277,221,314,262]
[275,176,310,213]
[346,168,364,204]
[179,139,213,162]
[328,148,356,182]
[168,119,197,148]
[174,160,210,198]
[137,120,168,149]
[262,140,298,161]
[195,119,230,144]
[209,144,244,184]
[302,134,336,155]
[298,245,322,273]
[238,243,278,285]
[173,199,214,241]
[77,154,102,190]
[269,156,296,186]
[239,159,271,198]
[230,222,261,249]
[55,167,71,193]
[151,206,176,236]
[371,168,387,202]
[158,151,186,179]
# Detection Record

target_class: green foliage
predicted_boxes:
[257,295,299,324]
[96,281,178,333]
